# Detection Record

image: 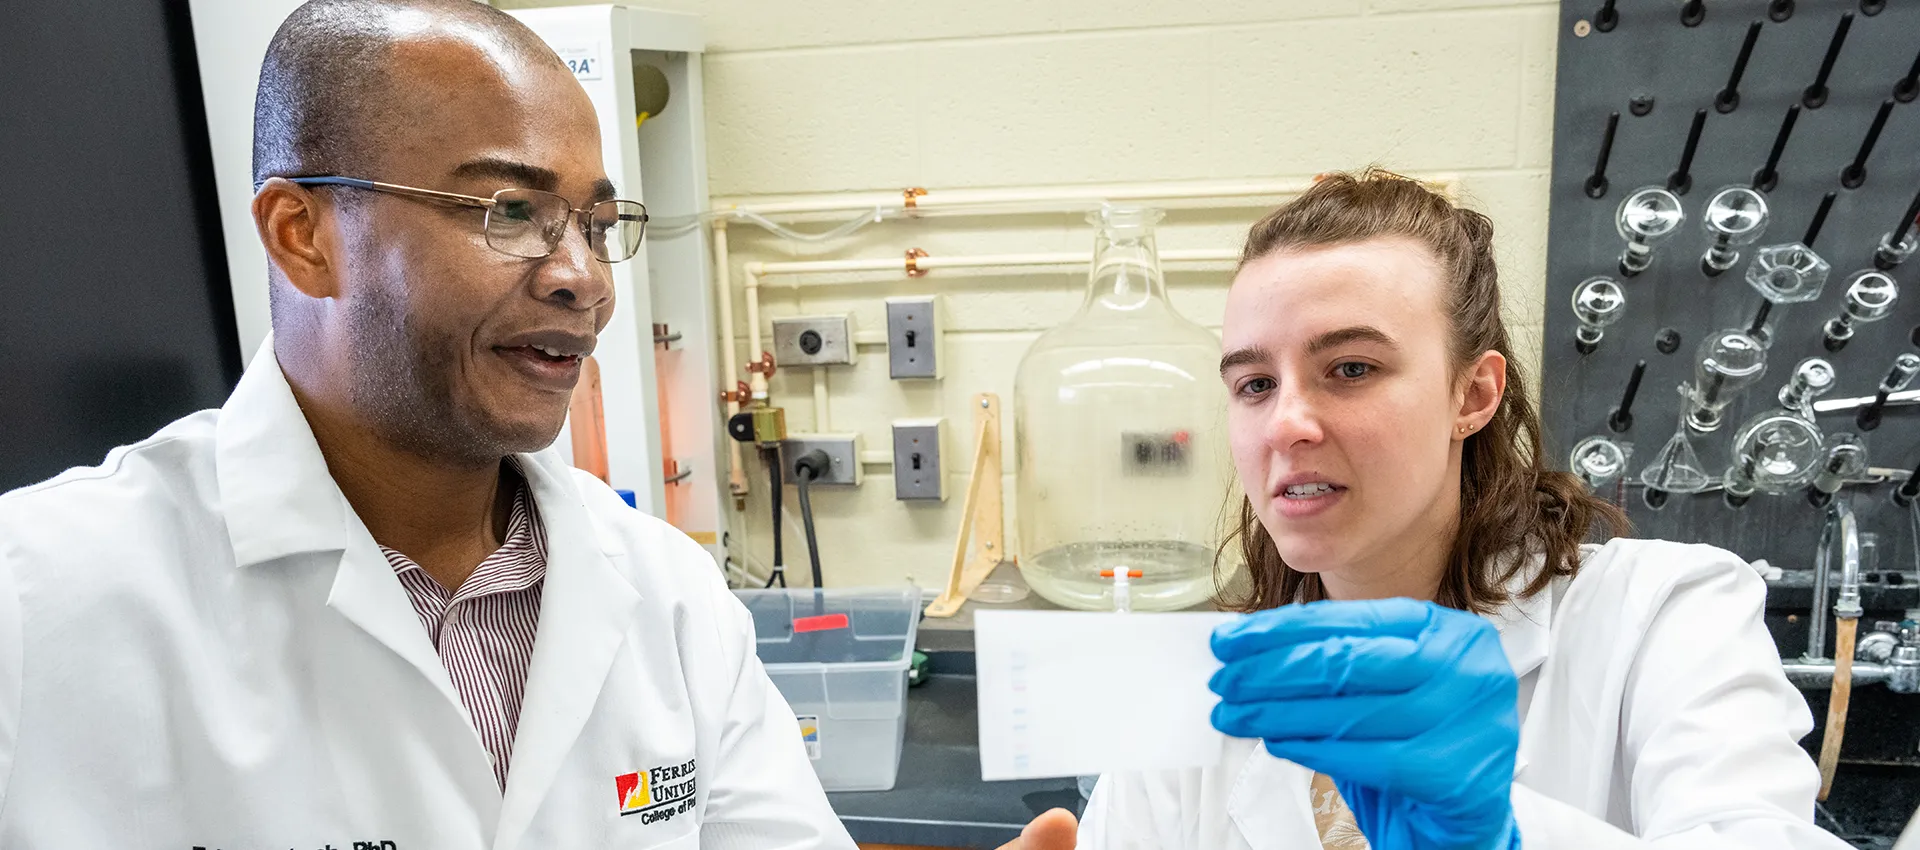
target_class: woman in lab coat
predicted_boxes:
[1063,171,1850,849]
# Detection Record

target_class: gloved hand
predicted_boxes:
[1209,598,1522,850]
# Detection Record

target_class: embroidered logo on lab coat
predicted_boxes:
[617,759,698,823]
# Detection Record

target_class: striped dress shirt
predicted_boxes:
[380,479,546,791]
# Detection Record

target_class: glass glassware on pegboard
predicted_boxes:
[1699,186,1770,277]
[1569,435,1631,494]
[1873,185,1920,270]
[1778,356,1837,421]
[1822,270,1900,353]
[1743,242,1831,346]
[1808,434,1869,508]
[1722,411,1825,508]
[1571,277,1626,355]
[1013,206,1228,612]
[1685,329,1768,433]
[1616,186,1684,277]
[1640,386,1715,509]
[1858,353,1920,431]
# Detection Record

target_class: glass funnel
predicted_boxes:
[1013,207,1228,611]
[1640,386,1714,507]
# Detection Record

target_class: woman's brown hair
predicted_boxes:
[1217,169,1629,615]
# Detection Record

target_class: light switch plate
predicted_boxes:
[892,419,947,500]
[772,315,856,366]
[885,296,942,380]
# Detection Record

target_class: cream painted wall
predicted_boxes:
[497,0,1565,589]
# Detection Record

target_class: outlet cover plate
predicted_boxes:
[781,434,862,486]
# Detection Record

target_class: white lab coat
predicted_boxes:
[1081,538,1852,849]
[0,342,854,850]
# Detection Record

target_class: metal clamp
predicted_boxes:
[746,351,777,378]
[663,459,693,485]
[719,380,751,405]
[653,323,682,347]
[905,248,930,278]
[903,187,927,209]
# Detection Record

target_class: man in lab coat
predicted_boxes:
[0,1,852,847]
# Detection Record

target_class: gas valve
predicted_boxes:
[726,406,787,449]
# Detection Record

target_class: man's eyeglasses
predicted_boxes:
[279,176,648,264]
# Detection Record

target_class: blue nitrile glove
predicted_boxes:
[1208,598,1521,850]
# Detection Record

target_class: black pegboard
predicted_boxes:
[1543,0,1920,578]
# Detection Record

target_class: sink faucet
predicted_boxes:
[1806,498,1862,661]
[1808,498,1864,800]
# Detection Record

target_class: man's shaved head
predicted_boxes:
[249,0,616,469]
[252,0,562,186]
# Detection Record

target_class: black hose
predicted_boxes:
[795,469,825,589]
[763,446,786,588]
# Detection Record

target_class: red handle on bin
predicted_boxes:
[792,613,850,633]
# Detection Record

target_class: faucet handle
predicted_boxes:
[1900,620,1920,646]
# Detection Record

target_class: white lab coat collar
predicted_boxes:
[1487,555,1555,784]
[212,337,645,850]
[215,335,351,569]
[1487,554,1555,681]
[494,448,641,850]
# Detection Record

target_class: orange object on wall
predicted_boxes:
[655,337,685,530]
[568,355,611,484]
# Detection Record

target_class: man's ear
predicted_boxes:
[1454,349,1508,438]
[252,178,339,300]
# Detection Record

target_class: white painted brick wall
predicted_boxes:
[498,0,1564,588]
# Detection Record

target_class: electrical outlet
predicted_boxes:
[772,315,856,366]
[891,419,947,501]
[781,434,862,486]
[886,296,943,380]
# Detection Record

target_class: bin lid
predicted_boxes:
[732,586,920,667]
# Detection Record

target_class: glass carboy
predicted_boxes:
[1013,206,1229,611]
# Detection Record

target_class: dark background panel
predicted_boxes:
[1545,0,1918,573]
[1545,2,1920,842]
[0,0,241,492]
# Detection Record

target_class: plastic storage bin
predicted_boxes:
[732,585,921,792]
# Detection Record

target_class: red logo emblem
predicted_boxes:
[616,771,649,814]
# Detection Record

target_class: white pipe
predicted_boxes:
[744,248,1240,282]
[711,221,748,497]
[723,556,760,588]
[744,268,768,400]
[712,177,1454,499]
[714,176,1458,219]
[812,369,831,432]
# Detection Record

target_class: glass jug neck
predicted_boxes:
[1082,208,1169,313]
